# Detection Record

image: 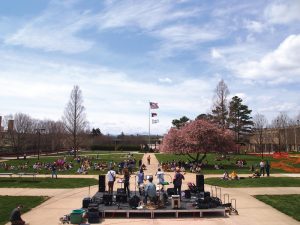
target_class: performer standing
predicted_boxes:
[107,167,116,194]
[173,167,185,198]
[137,168,145,196]
[123,167,130,197]
[155,168,165,185]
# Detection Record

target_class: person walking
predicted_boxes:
[173,167,185,198]
[107,167,116,194]
[10,205,26,225]
[147,155,151,165]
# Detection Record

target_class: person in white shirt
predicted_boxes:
[259,160,265,176]
[156,168,165,185]
[107,167,116,194]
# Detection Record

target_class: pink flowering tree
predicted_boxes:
[160,119,235,163]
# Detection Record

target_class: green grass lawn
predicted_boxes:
[155,153,285,174]
[0,153,143,175]
[205,177,300,187]
[255,195,300,221]
[0,196,48,225]
[0,177,98,188]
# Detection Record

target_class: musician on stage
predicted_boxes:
[144,176,157,204]
[173,167,185,198]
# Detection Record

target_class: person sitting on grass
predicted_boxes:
[10,204,27,225]
[249,169,261,178]
[221,171,229,180]
[230,170,239,180]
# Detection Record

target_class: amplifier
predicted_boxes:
[117,188,125,194]
[103,194,113,206]
[88,203,99,212]
[82,197,91,208]
[88,212,100,223]
[167,188,175,196]
[116,193,127,203]
[184,190,191,199]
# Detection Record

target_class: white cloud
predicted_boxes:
[0,50,215,134]
[264,1,300,25]
[244,20,265,33]
[211,48,223,59]
[158,77,172,83]
[231,34,300,83]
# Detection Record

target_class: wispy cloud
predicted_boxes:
[98,0,200,30]
[264,0,300,25]
[5,1,94,53]
[151,24,222,58]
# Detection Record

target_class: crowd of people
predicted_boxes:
[161,160,207,173]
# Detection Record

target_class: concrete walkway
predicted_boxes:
[1,153,300,225]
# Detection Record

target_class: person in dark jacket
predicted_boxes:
[123,167,130,197]
[173,167,185,198]
[265,161,271,177]
[10,205,25,225]
[51,162,57,179]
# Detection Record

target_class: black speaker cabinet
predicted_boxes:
[116,193,127,203]
[82,197,91,208]
[103,193,113,206]
[99,175,106,192]
[184,190,191,199]
[88,212,100,223]
[117,188,125,194]
[88,203,99,212]
[196,174,204,192]
[167,188,175,196]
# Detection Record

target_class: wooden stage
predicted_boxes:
[92,192,226,219]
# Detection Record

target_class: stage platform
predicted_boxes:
[91,192,226,219]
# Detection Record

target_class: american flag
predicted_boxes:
[152,119,159,124]
[151,113,157,117]
[150,102,159,109]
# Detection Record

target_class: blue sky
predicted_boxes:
[0,0,300,134]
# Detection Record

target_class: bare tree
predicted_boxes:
[253,113,268,158]
[211,79,230,129]
[9,113,33,158]
[62,85,87,156]
[272,112,290,152]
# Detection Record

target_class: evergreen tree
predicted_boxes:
[172,116,190,129]
[228,96,253,144]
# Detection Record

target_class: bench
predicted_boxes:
[0,173,14,178]
[17,172,38,180]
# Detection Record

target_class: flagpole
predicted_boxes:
[148,101,151,151]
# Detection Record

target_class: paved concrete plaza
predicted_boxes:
[1,153,300,225]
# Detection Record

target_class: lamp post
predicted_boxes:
[35,128,45,160]
[295,120,300,152]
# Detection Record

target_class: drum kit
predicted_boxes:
[136,173,172,209]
